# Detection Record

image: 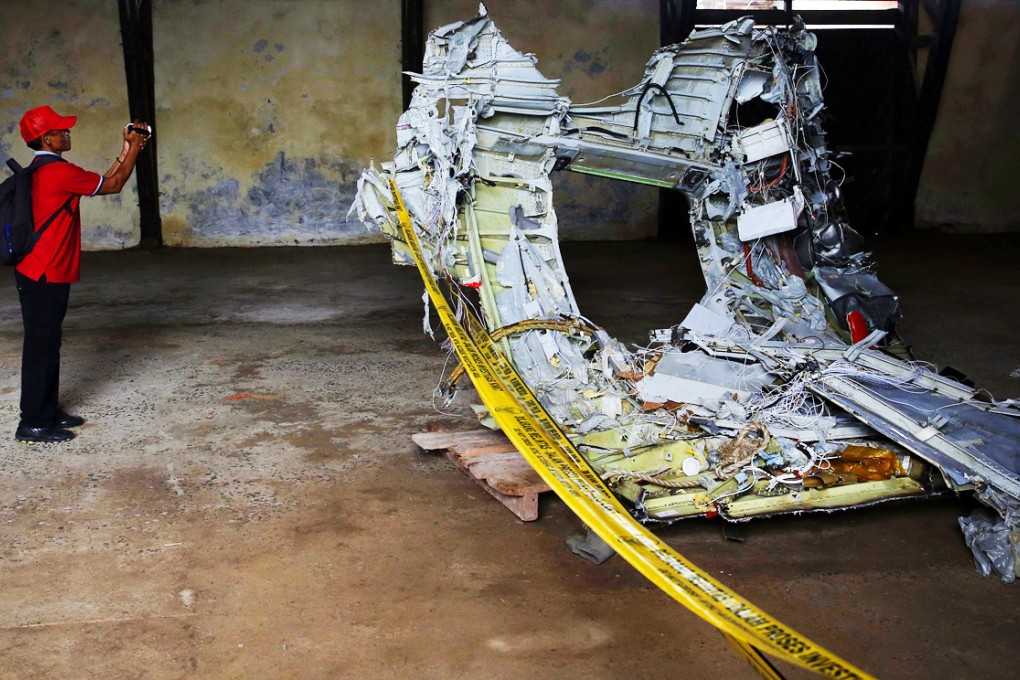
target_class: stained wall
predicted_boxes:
[0,0,138,250]
[8,1,1014,247]
[153,0,401,246]
[3,0,660,249]
[916,0,1020,232]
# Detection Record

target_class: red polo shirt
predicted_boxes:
[16,153,103,284]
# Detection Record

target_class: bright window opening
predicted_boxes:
[696,0,899,8]
[696,1,783,8]
[793,1,899,9]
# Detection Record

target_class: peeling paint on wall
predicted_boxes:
[0,0,138,250]
[559,48,611,80]
[153,0,401,247]
[160,152,365,245]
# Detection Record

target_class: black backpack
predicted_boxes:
[0,155,74,266]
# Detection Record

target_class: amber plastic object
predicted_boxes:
[829,445,904,482]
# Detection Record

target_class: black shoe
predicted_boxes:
[55,411,85,428]
[15,425,76,444]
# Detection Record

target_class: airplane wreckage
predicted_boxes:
[352,7,1020,583]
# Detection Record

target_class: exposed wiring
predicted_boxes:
[573,84,644,108]
[432,351,469,416]
[749,152,789,193]
[631,82,682,133]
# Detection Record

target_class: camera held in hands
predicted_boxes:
[126,123,152,138]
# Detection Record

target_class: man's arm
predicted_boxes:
[97,121,150,195]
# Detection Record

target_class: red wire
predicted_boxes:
[743,243,763,286]
[750,152,789,193]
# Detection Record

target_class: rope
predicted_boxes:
[600,468,704,489]
[714,423,771,480]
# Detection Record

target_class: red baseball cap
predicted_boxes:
[19,105,77,143]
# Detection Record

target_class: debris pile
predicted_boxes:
[352,6,1020,581]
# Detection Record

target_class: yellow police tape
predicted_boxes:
[391,181,874,680]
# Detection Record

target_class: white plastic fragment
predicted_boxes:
[737,186,805,241]
[680,303,733,336]
[735,118,793,163]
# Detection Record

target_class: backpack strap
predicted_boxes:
[28,155,74,239]
[29,154,68,170]
[34,195,75,238]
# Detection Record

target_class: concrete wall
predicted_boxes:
[3,0,661,249]
[20,2,1014,243]
[153,0,401,247]
[154,0,662,246]
[427,1,662,241]
[0,0,139,249]
[916,0,1020,232]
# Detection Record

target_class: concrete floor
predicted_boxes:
[0,234,1017,679]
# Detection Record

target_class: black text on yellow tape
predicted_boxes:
[390,181,874,680]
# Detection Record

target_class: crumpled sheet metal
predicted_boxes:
[959,511,1020,583]
[351,5,1020,579]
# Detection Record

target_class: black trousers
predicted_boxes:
[15,271,70,428]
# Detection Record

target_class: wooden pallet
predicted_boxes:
[413,429,551,521]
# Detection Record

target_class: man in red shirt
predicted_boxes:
[14,105,150,443]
